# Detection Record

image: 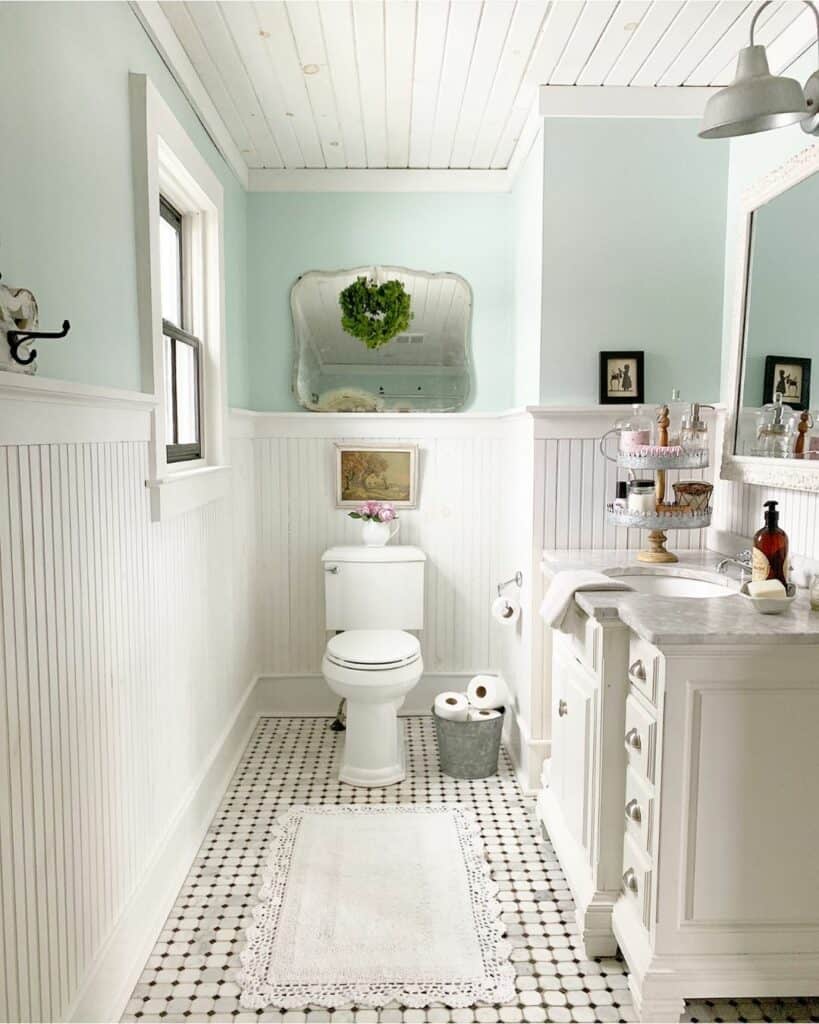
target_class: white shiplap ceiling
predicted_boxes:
[154,0,818,175]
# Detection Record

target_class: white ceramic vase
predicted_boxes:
[361,519,399,547]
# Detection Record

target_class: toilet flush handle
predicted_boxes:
[325,565,339,574]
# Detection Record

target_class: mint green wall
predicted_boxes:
[0,2,249,405]
[246,192,512,411]
[743,166,819,406]
[540,118,729,406]
[511,133,545,408]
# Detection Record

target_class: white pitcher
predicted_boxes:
[361,520,399,546]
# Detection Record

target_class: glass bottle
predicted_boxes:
[667,388,688,446]
[752,500,789,586]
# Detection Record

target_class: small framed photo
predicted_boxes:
[600,351,644,405]
[764,356,811,411]
[335,443,419,508]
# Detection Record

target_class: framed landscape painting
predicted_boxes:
[335,444,419,508]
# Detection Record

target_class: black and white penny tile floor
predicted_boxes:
[123,717,818,1024]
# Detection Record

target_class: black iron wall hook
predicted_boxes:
[7,320,71,366]
[1,272,71,365]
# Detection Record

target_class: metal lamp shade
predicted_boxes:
[699,45,807,139]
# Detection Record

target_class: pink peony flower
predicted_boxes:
[377,504,397,522]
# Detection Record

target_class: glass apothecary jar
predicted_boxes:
[616,405,654,454]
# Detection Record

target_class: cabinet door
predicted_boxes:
[552,645,597,854]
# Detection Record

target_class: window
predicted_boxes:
[159,197,202,464]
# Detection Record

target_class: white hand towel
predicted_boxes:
[539,570,633,632]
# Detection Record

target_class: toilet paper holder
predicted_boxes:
[496,571,523,597]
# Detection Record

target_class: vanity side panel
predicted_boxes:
[656,646,819,956]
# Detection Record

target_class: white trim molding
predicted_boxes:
[129,1,248,189]
[130,73,231,520]
[720,141,819,494]
[247,168,513,193]
[0,373,156,444]
[539,86,717,119]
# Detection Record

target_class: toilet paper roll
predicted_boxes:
[434,692,470,721]
[491,595,520,625]
[467,708,501,722]
[467,674,507,710]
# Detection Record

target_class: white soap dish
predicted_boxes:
[740,581,797,615]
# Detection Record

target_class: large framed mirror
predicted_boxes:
[291,266,473,413]
[722,143,819,492]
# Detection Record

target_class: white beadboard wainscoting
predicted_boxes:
[1,397,729,1022]
[717,477,819,561]
[0,390,259,1024]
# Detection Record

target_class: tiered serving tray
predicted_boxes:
[604,415,712,563]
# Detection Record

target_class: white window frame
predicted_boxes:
[131,73,229,520]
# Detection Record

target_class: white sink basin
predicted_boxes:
[605,569,739,599]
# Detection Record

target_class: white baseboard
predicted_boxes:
[67,676,261,1024]
[504,704,549,794]
[255,671,484,717]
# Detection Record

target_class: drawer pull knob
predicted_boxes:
[623,867,639,894]
[624,728,642,752]
[558,699,568,717]
[629,659,647,682]
[625,799,642,823]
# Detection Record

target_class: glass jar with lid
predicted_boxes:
[616,404,654,454]
[628,479,656,514]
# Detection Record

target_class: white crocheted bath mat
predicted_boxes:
[237,803,515,1010]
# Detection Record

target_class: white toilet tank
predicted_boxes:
[322,546,426,631]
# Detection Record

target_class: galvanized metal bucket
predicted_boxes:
[432,706,504,780]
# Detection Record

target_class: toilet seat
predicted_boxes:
[325,629,421,671]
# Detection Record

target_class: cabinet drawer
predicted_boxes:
[624,766,654,856]
[621,833,652,932]
[627,634,661,705]
[624,693,657,784]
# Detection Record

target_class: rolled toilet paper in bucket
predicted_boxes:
[491,595,520,625]
[467,674,507,710]
[434,692,470,721]
[467,707,501,722]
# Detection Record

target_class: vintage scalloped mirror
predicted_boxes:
[291,266,473,413]
[722,142,819,492]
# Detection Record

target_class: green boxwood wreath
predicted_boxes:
[338,276,413,350]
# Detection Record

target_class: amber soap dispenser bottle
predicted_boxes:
[752,500,789,585]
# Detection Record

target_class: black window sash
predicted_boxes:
[163,318,202,464]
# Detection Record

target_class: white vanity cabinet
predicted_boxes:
[613,638,819,1023]
[537,606,631,956]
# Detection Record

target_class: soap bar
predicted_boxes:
[747,579,787,598]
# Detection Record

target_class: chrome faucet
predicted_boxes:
[717,549,752,579]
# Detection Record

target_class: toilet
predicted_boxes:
[321,545,426,787]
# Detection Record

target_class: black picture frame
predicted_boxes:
[599,351,645,405]
[763,355,811,411]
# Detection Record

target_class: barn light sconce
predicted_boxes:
[699,0,819,139]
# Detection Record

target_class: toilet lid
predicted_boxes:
[326,630,421,670]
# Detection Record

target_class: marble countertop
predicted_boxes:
[541,548,819,646]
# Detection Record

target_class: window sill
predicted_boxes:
[146,464,231,522]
